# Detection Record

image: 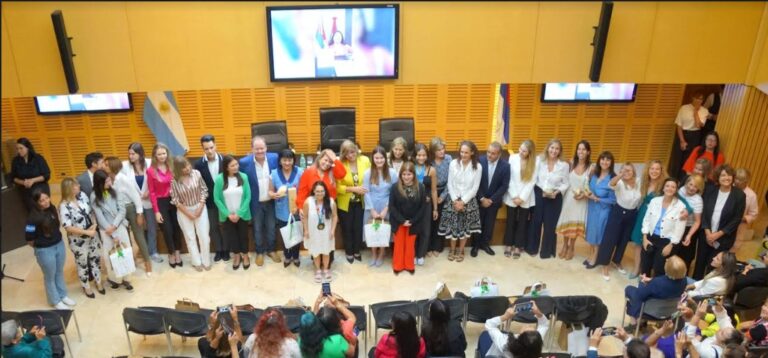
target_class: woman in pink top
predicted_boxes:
[147,143,182,267]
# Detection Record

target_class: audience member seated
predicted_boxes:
[1,321,52,358]
[374,311,426,358]
[625,255,688,330]
[478,301,548,358]
[242,308,301,357]
[686,252,738,298]
[198,308,243,358]
[299,292,357,358]
[588,327,650,358]
[732,250,768,293]
[643,320,676,358]
[738,298,768,347]
[685,298,744,358]
[421,298,467,357]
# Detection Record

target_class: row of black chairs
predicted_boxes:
[253,112,415,154]
[1,309,81,357]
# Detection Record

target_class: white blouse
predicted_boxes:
[113,172,144,214]
[223,177,244,214]
[447,159,482,203]
[612,179,642,210]
[711,190,731,232]
[503,153,536,208]
[534,157,569,194]
[678,188,703,227]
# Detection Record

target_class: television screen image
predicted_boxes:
[35,92,132,114]
[541,83,637,102]
[267,4,399,81]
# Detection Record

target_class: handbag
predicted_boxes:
[470,276,499,297]
[175,298,201,312]
[279,215,303,249]
[364,219,391,247]
[108,242,136,277]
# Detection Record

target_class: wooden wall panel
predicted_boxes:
[0,84,685,184]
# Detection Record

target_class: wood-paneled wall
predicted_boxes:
[717,85,768,208]
[0,84,684,184]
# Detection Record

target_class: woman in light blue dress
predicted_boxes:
[363,146,398,267]
[584,151,616,268]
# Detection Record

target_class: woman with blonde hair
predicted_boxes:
[388,137,410,174]
[336,140,371,263]
[676,174,704,273]
[502,139,537,258]
[624,255,688,327]
[147,143,183,267]
[59,178,103,298]
[170,156,211,271]
[529,138,569,259]
[628,160,668,278]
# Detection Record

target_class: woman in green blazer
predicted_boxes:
[213,155,252,270]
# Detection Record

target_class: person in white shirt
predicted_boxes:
[733,168,759,254]
[674,93,709,177]
[528,139,569,259]
[639,178,688,277]
[684,297,744,358]
[595,163,642,280]
[437,140,482,263]
[686,251,738,298]
[676,174,704,274]
[479,301,549,358]
[122,142,162,263]
[503,140,537,259]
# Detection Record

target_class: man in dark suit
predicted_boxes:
[76,152,104,197]
[472,141,510,257]
[194,134,227,262]
[239,136,279,267]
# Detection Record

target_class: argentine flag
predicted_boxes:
[142,91,189,156]
[491,84,510,146]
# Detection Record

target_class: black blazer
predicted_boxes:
[476,155,510,206]
[194,153,224,208]
[701,186,746,250]
[389,183,426,236]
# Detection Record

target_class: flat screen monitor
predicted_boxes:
[266,4,399,82]
[541,83,637,102]
[34,92,133,115]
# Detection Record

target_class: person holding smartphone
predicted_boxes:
[1,321,52,357]
[478,301,549,358]
[300,291,358,358]
[684,297,744,358]
[198,307,243,358]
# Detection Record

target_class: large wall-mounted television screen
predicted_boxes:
[541,83,637,102]
[34,92,133,115]
[267,4,399,82]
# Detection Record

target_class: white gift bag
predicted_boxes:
[109,243,136,277]
[567,324,589,357]
[364,219,391,247]
[470,276,500,297]
[280,215,304,249]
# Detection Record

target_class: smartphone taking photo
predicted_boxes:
[322,282,331,296]
[514,302,533,313]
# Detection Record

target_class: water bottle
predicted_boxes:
[299,154,306,169]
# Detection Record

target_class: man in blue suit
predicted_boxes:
[472,142,510,257]
[239,136,280,266]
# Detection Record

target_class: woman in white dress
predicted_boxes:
[303,181,338,283]
[554,140,591,260]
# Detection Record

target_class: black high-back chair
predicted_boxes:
[162,310,208,355]
[320,107,356,153]
[379,118,415,152]
[251,120,289,153]
[18,310,77,358]
[731,286,768,321]
[369,300,419,345]
[464,296,510,330]
[348,305,368,352]
[122,307,167,356]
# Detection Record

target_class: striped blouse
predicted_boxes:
[170,169,208,207]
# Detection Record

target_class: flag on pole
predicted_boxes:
[143,91,189,156]
[491,83,510,145]
[315,21,326,48]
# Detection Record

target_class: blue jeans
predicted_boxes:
[144,207,158,256]
[34,240,68,305]
[253,201,276,254]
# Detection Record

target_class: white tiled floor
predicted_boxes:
[2,236,763,357]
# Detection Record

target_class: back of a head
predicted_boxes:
[1,320,18,346]
[625,339,651,358]
[723,343,747,358]
[508,330,543,358]
[391,311,420,358]
[299,312,327,358]
[317,306,341,335]
[423,299,450,354]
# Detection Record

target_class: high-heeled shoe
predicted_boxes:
[83,287,95,299]
[95,283,106,295]
[242,256,251,270]
[232,256,241,270]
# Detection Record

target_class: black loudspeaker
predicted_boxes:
[589,1,613,82]
[51,10,78,94]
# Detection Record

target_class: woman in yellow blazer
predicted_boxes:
[337,140,372,263]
